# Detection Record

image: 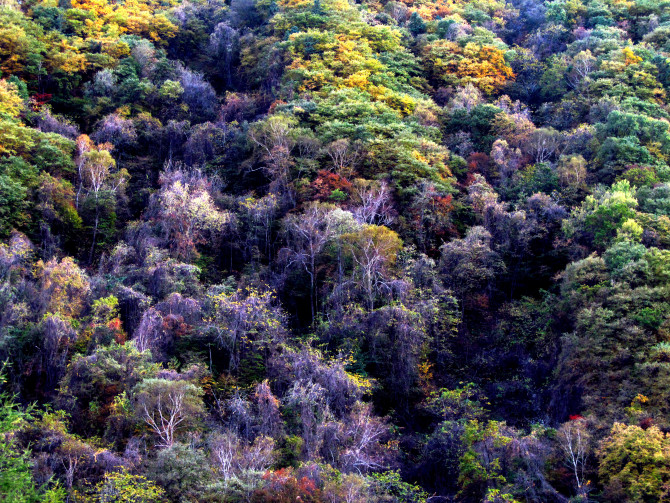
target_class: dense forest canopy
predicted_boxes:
[2,0,670,500]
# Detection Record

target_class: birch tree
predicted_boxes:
[134,378,204,448]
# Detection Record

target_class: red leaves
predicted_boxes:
[639,417,654,430]
[268,99,287,114]
[108,318,126,344]
[309,170,352,201]
[162,314,190,338]
[256,469,322,503]
[31,93,52,110]
[467,153,493,177]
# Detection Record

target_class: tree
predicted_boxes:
[440,226,505,313]
[351,180,395,227]
[58,341,158,437]
[238,193,278,262]
[284,379,330,459]
[0,170,30,237]
[339,403,391,473]
[35,256,90,319]
[147,443,213,501]
[133,293,201,356]
[249,115,298,204]
[179,67,218,121]
[342,225,402,310]
[280,202,336,324]
[458,420,513,501]
[206,288,286,372]
[209,431,275,480]
[326,139,360,178]
[557,154,586,188]
[366,304,425,406]
[251,380,283,437]
[407,12,426,36]
[448,83,483,113]
[568,180,639,248]
[153,167,232,261]
[0,79,23,119]
[423,41,515,94]
[523,128,562,164]
[0,365,65,503]
[91,114,137,155]
[599,423,670,503]
[74,135,128,263]
[134,378,205,448]
[208,22,239,88]
[96,470,165,503]
[557,417,591,498]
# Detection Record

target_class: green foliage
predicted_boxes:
[427,384,485,422]
[569,180,640,248]
[3,0,670,500]
[458,420,512,499]
[368,471,428,503]
[0,367,64,502]
[599,423,670,503]
[133,378,205,446]
[147,444,213,503]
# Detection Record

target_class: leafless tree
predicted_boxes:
[491,139,522,182]
[142,391,186,448]
[60,439,91,490]
[208,22,240,87]
[448,83,483,112]
[280,203,336,324]
[135,379,204,448]
[384,1,408,23]
[524,128,563,164]
[37,108,79,139]
[340,403,390,473]
[152,165,232,261]
[134,307,163,353]
[285,379,330,459]
[179,66,218,120]
[558,418,591,498]
[210,431,275,479]
[567,50,596,94]
[239,193,278,262]
[131,39,157,78]
[91,113,137,153]
[343,225,402,310]
[252,380,283,437]
[249,115,297,204]
[351,181,395,226]
[42,315,76,388]
[211,432,239,479]
[326,139,361,178]
[242,435,275,472]
[74,135,128,262]
[207,288,286,372]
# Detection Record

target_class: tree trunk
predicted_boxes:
[89,199,99,265]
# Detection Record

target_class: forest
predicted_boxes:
[2,0,670,500]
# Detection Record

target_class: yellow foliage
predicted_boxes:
[424,40,514,94]
[47,39,88,73]
[0,79,23,118]
[622,47,642,66]
[35,256,90,319]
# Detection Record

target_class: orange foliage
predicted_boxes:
[423,41,514,94]
[309,170,352,201]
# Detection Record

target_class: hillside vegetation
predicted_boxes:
[2,0,670,501]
